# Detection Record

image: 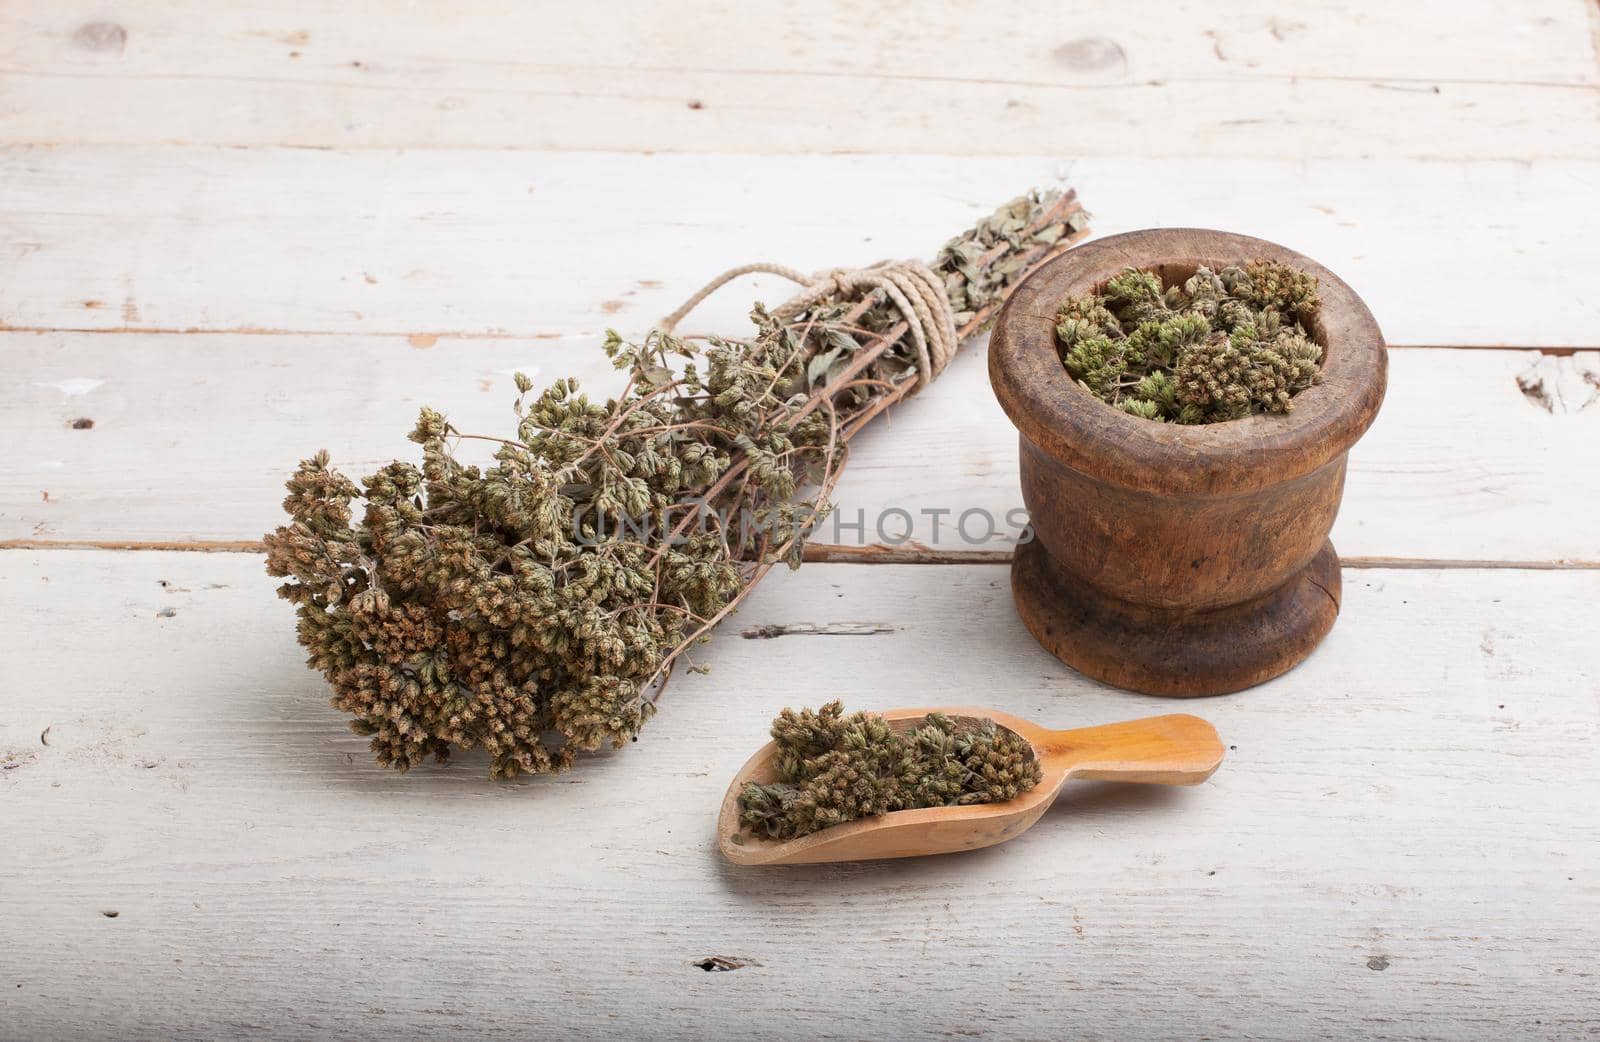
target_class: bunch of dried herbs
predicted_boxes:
[1056,261,1323,423]
[738,701,1042,840]
[265,190,1088,778]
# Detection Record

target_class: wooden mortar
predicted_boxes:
[988,229,1387,696]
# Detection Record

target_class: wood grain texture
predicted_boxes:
[2,149,1598,346]
[1012,538,1345,695]
[4,2,1596,1036]
[2,1,1597,158]
[7,331,1597,565]
[2,550,1596,1039]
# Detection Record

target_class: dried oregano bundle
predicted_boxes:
[738,701,1042,840]
[265,190,1088,778]
[1056,261,1323,423]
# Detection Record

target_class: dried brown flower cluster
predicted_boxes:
[264,190,1088,778]
[1056,261,1323,423]
[738,702,1042,840]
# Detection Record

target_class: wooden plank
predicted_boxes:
[2,549,1596,1038]
[7,330,1598,564]
[3,149,1599,346]
[1,1,1597,158]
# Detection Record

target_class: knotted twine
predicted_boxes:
[658,259,960,391]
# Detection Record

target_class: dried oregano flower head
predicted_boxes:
[265,316,834,778]
[1056,261,1323,423]
[264,190,1088,779]
[737,701,1043,840]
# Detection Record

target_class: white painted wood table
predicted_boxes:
[3,3,1598,1039]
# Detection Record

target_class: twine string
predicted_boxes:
[658,259,959,389]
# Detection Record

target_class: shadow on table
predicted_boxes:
[709,779,1190,892]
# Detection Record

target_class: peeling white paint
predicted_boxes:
[37,378,104,397]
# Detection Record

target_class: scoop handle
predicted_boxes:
[1038,714,1224,785]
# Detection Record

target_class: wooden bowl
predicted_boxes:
[988,228,1387,696]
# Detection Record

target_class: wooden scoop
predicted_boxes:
[717,708,1224,865]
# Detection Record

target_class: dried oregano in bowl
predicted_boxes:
[737,701,1042,840]
[1056,261,1323,423]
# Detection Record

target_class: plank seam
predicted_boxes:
[0,324,1592,354]
[2,539,1595,571]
